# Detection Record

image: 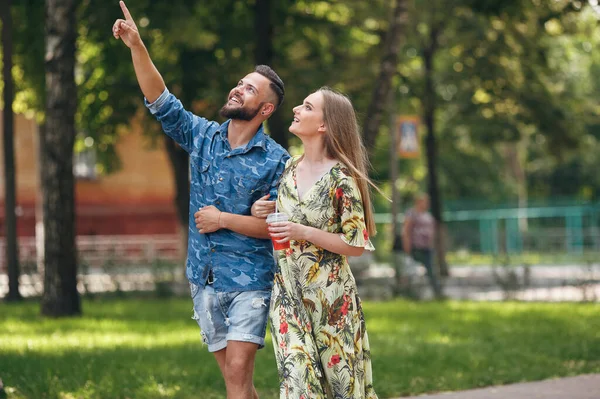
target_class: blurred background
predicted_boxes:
[1,0,600,304]
[1,2,600,399]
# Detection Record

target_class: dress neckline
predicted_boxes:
[292,160,341,203]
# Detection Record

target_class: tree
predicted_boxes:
[10,0,600,279]
[254,0,288,148]
[393,0,593,192]
[420,3,448,277]
[1,0,22,302]
[363,0,409,156]
[40,0,80,316]
[76,0,255,255]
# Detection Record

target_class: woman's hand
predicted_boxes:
[251,194,276,218]
[268,221,309,243]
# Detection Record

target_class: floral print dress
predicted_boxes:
[270,157,378,399]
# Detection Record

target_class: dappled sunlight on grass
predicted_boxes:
[424,333,454,345]
[1,298,280,399]
[4,329,202,354]
[361,300,600,397]
[1,299,202,354]
[1,298,599,399]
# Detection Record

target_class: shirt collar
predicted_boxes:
[218,120,267,152]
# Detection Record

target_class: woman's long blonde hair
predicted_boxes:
[319,87,378,237]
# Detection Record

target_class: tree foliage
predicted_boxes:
[4,0,600,211]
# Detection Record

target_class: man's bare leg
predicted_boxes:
[213,348,227,379]
[217,341,259,399]
[213,347,259,399]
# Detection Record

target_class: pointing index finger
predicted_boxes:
[120,1,133,21]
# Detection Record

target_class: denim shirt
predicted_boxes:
[146,88,290,292]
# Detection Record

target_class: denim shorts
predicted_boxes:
[190,282,272,352]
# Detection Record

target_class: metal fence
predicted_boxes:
[445,205,600,255]
[375,203,600,257]
[0,235,183,298]
[0,235,181,270]
[1,203,599,302]
[363,204,600,301]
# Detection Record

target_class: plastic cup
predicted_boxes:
[266,212,290,251]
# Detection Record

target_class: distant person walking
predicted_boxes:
[402,193,443,298]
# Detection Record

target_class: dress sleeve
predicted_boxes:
[337,176,375,251]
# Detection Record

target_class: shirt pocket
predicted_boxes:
[190,153,211,185]
[231,175,269,214]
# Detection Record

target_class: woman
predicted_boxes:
[252,87,379,399]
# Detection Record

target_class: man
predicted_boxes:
[113,2,289,398]
[402,193,443,298]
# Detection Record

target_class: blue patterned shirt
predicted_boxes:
[146,88,290,292]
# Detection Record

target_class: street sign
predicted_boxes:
[396,116,420,158]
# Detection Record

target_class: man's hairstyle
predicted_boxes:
[255,65,284,109]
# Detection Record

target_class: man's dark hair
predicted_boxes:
[255,65,284,109]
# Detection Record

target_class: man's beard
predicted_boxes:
[220,101,264,121]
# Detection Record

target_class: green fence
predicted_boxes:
[375,202,600,255]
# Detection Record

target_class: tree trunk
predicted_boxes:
[1,0,22,302]
[422,23,449,279]
[164,136,189,261]
[41,0,80,316]
[254,0,287,148]
[363,0,409,156]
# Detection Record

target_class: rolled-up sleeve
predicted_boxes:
[144,88,171,115]
[144,88,217,153]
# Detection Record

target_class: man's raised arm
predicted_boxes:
[113,1,165,102]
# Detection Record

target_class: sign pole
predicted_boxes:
[389,88,404,297]
[392,109,421,296]
[390,98,399,242]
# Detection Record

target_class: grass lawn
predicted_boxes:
[1,297,599,399]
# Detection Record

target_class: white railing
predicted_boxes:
[0,234,182,272]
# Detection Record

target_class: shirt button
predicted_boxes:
[211,248,216,253]
[216,200,220,205]
[219,177,223,181]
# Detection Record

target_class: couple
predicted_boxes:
[113,2,378,398]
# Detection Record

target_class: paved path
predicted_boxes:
[2,264,599,301]
[395,374,600,399]
[358,264,600,302]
